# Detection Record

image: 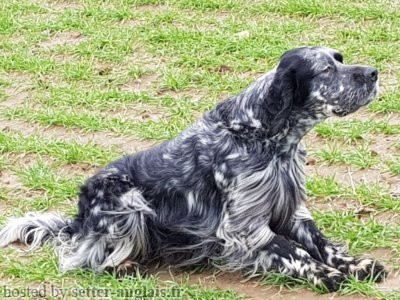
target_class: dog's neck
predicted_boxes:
[211,72,328,145]
[281,107,328,145]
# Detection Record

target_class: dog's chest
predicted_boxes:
[226,144,307,231]
[270,147,307,224]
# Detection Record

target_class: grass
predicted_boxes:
[314,210,400,255]
[386,158,400,175]
[314,144,379,169]
[17,161,83,210]
[5,106,192,140]
[0,0,400,299]
[307,176,400,212]
[314,119,400,142]
[369,89,400,113]
[0,130,117,165]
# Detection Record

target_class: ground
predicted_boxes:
[0,0,399,299]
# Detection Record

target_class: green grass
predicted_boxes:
[386,158,400,175]
[314,210,400,255]
[369,89,400,113]
[5,106,192,140]
[1,0,400,298]
[18,161,82,205]
[307,176,400,212]
[315,119,400,142]
[0,246,243,300]
[315,144,379,169]
[0,131,117,165]
[306,176,345,198]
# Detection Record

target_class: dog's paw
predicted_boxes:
[336,258,388,282]
[318,271,347,292]
[310,265,348,293]
[349,258,388,282]
[115,260,148,277]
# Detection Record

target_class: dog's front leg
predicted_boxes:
[283,204,387,282]
[217,218,346,291]
[255,234,348,291]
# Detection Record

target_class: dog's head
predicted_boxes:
[266,46,378,136]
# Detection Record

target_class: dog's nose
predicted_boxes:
[364,67,378,81]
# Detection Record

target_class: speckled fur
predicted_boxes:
[0,46,386,291]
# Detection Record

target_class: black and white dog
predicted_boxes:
[0,46,386,291]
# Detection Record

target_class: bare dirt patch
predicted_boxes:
[118,19,147,28]
[345,107,400,124]
[305,161,400,192]
[5,152,54,169]
[52,53,76,64]
[158,88,208,103]
[298,17,349,45]
[38,32,85,49]
[0,170,23,190]
[121,73,160,93]
[57,163,94,177]
[366,211,400,225]
[44,1,83,12]
[132,4,171,13]
[214,11,231,22]
[1,72,34,109]
[370,248,394,260]
[2,89,31,109]
[303,120,400,193]
[377,270,400,293]
[309,196,358,213]
[0,154,53,208]
[4,152,90,185]
[379,70,398,93]
[105,105,167,122]
[368,134,399,160]
[156,269,371,300]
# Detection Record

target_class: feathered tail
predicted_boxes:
[0,212,71,251]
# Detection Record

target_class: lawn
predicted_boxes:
[0,0,400,299]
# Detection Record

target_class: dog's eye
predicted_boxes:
[333,53,344,63]
[322,66,333,73]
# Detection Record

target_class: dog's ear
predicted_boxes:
[265,58,298,137]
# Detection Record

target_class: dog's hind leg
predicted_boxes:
[58,170,156,272]
[282,204,387,282]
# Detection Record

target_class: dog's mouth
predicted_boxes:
[332,82,378,117]
[332,108,349,117]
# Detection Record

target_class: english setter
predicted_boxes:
[0,46,387,291]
